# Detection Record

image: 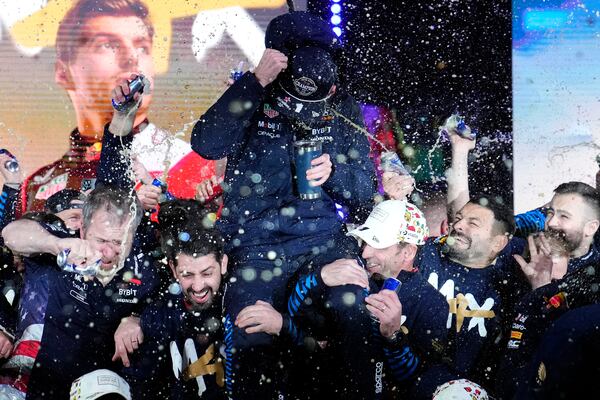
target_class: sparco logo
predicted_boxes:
[293,76,318,96]
[375,361,383,394]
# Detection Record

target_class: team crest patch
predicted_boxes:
[263,104,279,118]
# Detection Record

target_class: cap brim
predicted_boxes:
[68,202,84,210]
[89,390,128,400]
[271,85,328,122]
[347,225,398,250]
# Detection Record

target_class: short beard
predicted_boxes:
[444,233,472,262]
[546,228,582,254]
[445,245,470,263]
[184,288,214,312]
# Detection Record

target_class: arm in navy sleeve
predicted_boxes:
[97,125,135,190]
[278,313,309,347]
[322,97,376,222]
[190,72,266,160]
[383,283,450,384]
[382,335,421,383]
[0,185,19,245]
[140,299,184,342]
[287,270,329,324]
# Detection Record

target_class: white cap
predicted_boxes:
[70,369,131,400]
[348,200,428,249]
[433,379,489,400]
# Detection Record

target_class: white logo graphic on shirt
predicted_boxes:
[374,361,384,394]
[427,273,496,337]
[170,340,224,395]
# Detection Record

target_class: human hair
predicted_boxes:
[56,0,154,64]
[469,195,515,236]
[553,181,600,220]
[81,185,143,232]
[158,200,225,265]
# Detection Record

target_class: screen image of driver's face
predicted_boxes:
[56,15,155,134]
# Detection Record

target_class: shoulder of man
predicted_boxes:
[126,250,161,290]
[416,237,444,260]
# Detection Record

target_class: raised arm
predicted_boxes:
[3,219,100,271]
[0,152,23,241]
[191,49,287,160]
[445,129,476,221]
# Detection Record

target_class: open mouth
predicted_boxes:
[189,288,211,304]
[449,234,470,246]
[546,229,567,240]
[366,262,381,274]
[100,262,114,270]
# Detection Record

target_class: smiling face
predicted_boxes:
[171,253,228,312]
[446,202,507,267]
[56,15,155,134]
[545,193,599,257]
[361,242,416,278]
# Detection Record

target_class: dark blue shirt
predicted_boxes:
[415,237,526,386]
[141,294,226,400]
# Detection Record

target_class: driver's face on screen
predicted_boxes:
[58,15,155,125]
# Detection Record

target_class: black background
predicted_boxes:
[307,0,513,205]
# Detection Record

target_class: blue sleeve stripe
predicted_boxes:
[387,354,413,369]
[287,273,318,317]
[384,345,420,382]
[392,358,419,381]
[223,314,235,395]
[384,346,411,359]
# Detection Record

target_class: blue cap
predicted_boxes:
[265,11,342,57]
[271,46,337,122]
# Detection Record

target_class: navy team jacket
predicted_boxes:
[190,72,376,257]
[288,266,449,396]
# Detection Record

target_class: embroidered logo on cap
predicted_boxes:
[293,77,318,97]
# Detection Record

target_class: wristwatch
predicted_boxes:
[385,329,402,344]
